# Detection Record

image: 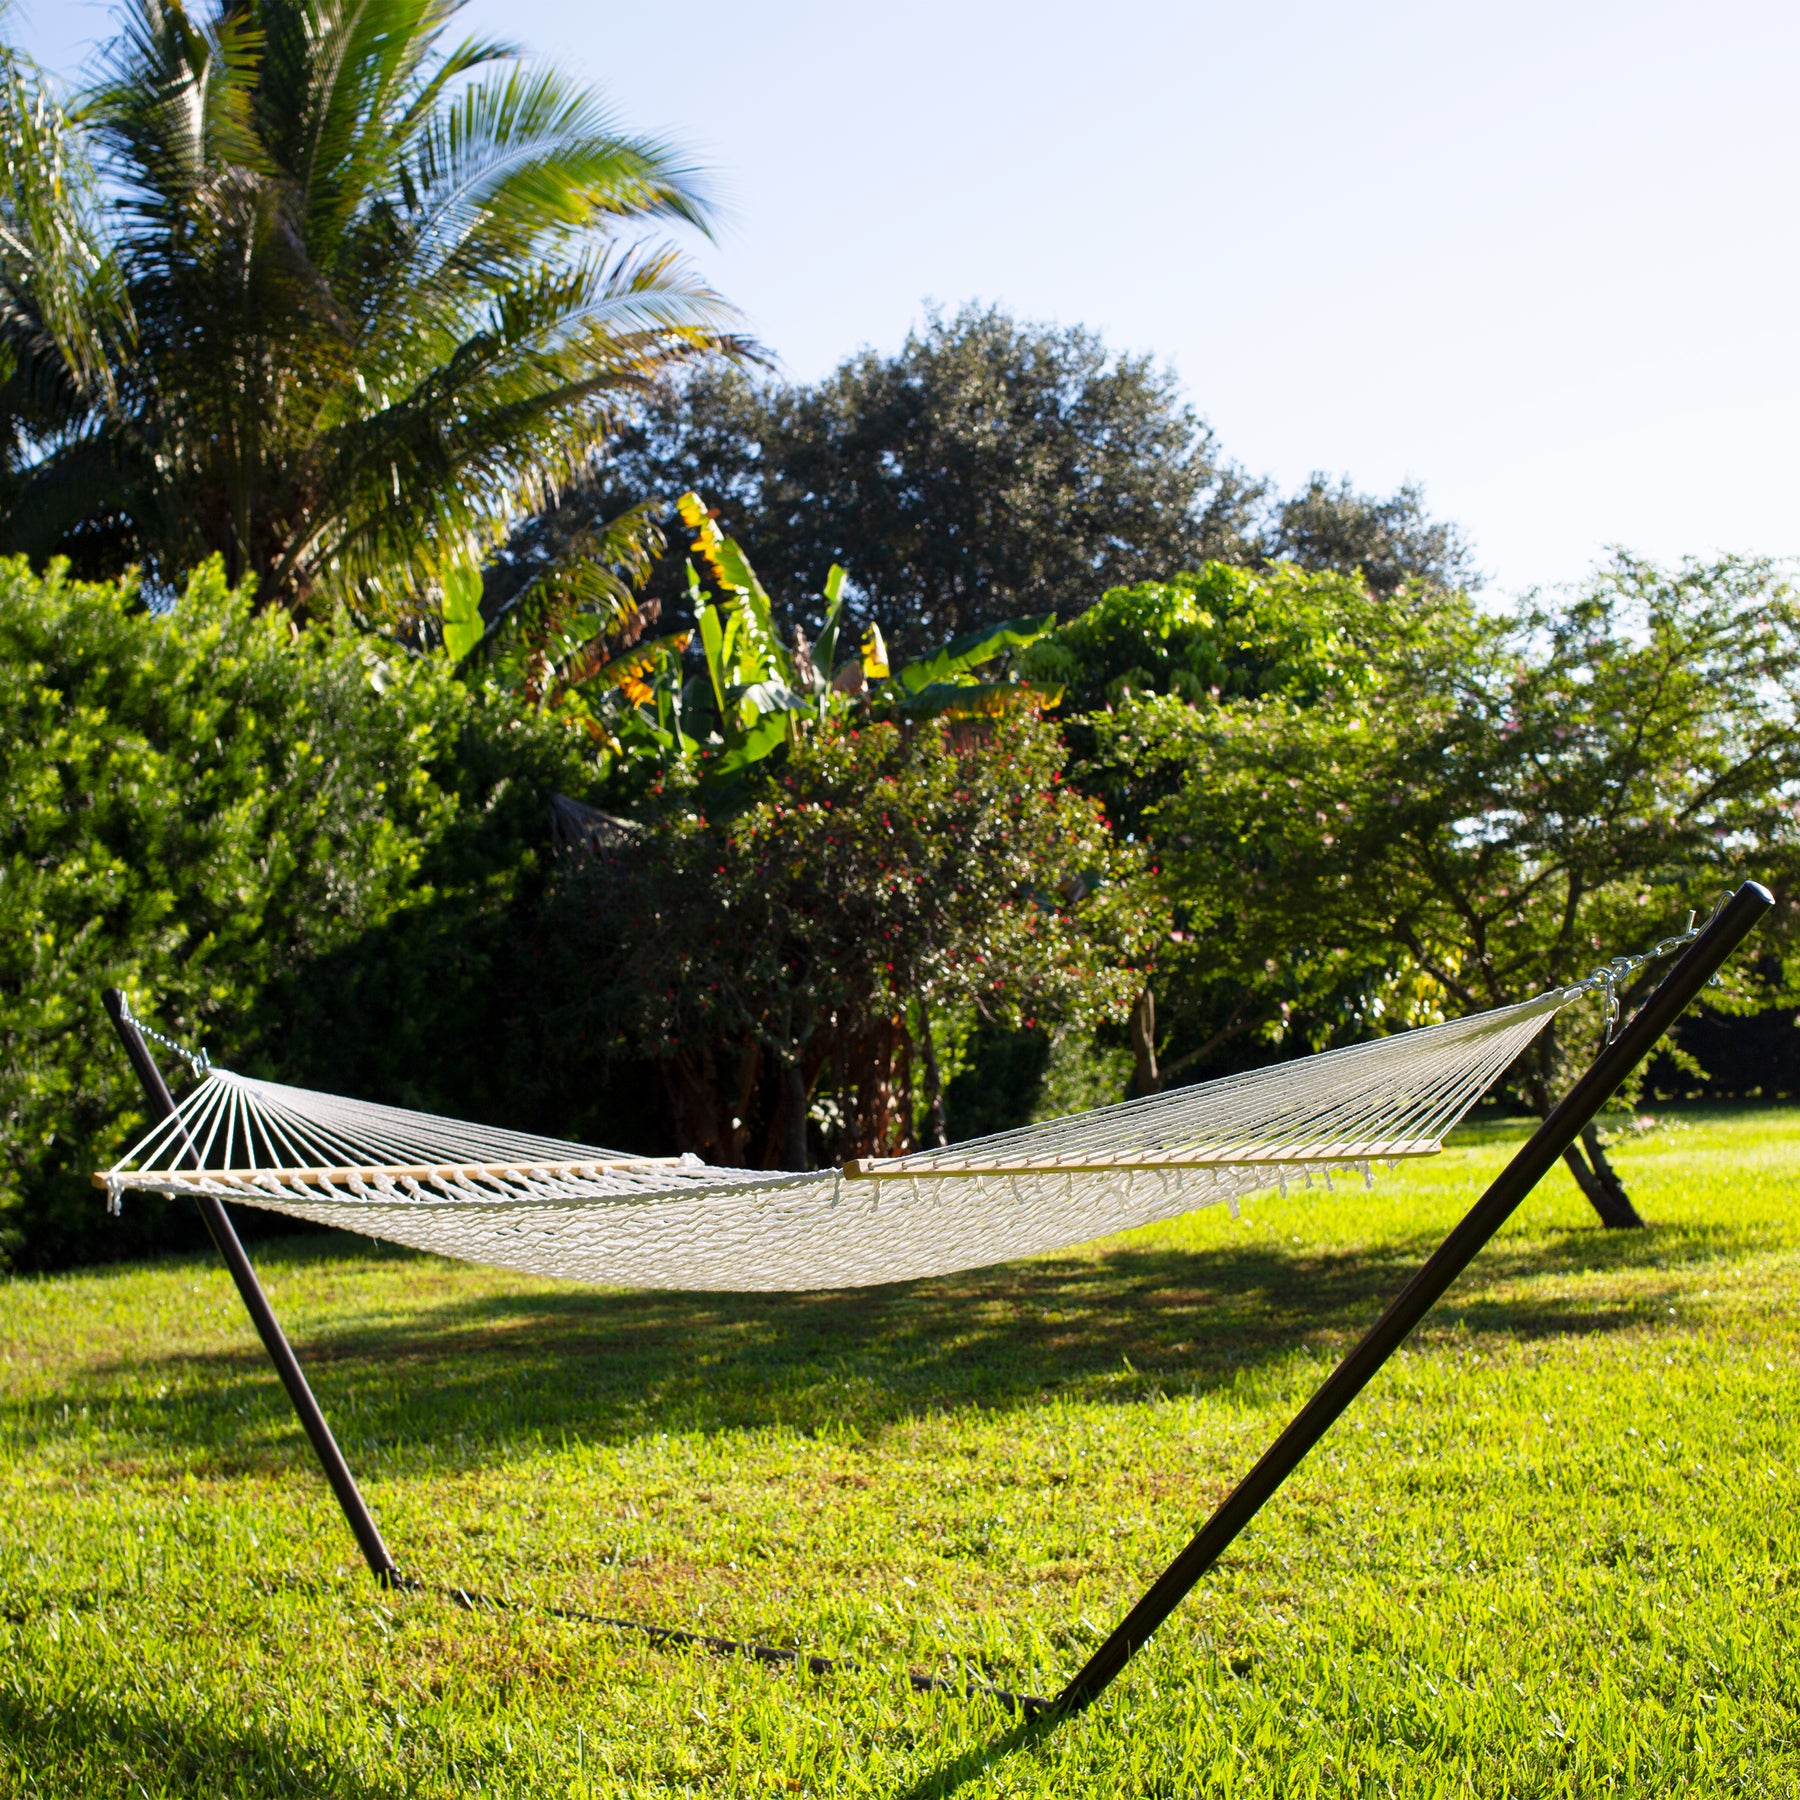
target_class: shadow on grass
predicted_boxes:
[15,1208,1775,1800]
[21,1212,1763,1476]
[894,1709,1062,1800]
[0,1682,409,1800]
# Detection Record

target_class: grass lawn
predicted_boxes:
[2,1109,1797,1796]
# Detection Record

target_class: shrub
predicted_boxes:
[0,559,591,1268]
[550,708,1157,1168]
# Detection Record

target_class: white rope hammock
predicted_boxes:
[97,990,1571,1291]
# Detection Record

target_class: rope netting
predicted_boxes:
[99,989,1568,1290]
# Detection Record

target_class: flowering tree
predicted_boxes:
[550,709,1156,1168]
[1093,553,1800,1224]
[483,486,1150,1168]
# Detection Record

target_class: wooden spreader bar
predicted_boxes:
[93,1156,687,1191]
[841,1137,1441,1180]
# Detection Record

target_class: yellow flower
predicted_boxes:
[861,621,890,679]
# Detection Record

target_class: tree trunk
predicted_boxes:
[729,1044,761,1166]
[844,1015,912,1160]
[780,1057,810,1171]
[1528,1051,1645,1229]
[1129,984,1162,1096]
[1560,1128,1645,1228]
[1578,1123,1644,1227]
[916,1001,949,1148]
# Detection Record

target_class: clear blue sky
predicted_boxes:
[19,0,1798,596]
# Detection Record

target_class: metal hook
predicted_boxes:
[1568,892,1732,1044]
[114,993,212,1080]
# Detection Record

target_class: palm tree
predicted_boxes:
[0,0,744,626]
[0,42,131,554]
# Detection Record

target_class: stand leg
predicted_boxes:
[102,989,400,1586]
[1048,880,1772,1719]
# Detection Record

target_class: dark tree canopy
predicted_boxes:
[502,305,1475,654]
[505,305,1266,654]
[1266,474,1478,596]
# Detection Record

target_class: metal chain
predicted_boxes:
[116,993,212,1079]
[1564,893,1732,1044]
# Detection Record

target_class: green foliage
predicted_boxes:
[551,708,1156,1168]
[0,556,593,1268]
[3,1114,1798,1792]
[893,618,1032,694]
[497,492,1062,792]
[0,0,742,625]
[1085,553,1800,1098]
[518,307,1268,655]
[1022,558,1400,747]
[940,1020,1057,1141]
[0,41,129,448]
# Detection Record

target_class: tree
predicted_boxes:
[0,554,602,1269]
[515,306,1266,656]
[1034,559,1465,1096]
[1100,553,1800,1224]
[1265,474,1477,596]
[0,43,131,547]
[491,491,1149,1167]
[0,0,742,627]
[550,708,1154,1169]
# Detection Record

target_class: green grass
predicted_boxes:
[2,1110,1797,1797]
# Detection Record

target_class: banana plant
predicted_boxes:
[882,614,1065,721]
[654,495,1065,774]
[678,491,815,774]
[477,488,1065,780]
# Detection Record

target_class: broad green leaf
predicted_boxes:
[734,678,811,726]
[895,613,1056,695]
[814,564,850,683]
[709,708,788,777]
[441,560,486,661]
[731,557,789,686]
[887,678,1064,721]
[696,602,728,711]
[710,534,762,599]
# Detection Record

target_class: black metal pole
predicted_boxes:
[102,989,401,1587]
[1050,879,1773,1719]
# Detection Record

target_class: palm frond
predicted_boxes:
[0,46,131,418]
[3,0,750,616]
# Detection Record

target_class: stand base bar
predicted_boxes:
[102,989,400,1586]
[1047,880,1773,1720]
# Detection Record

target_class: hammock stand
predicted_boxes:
[98,880,1771,1723]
